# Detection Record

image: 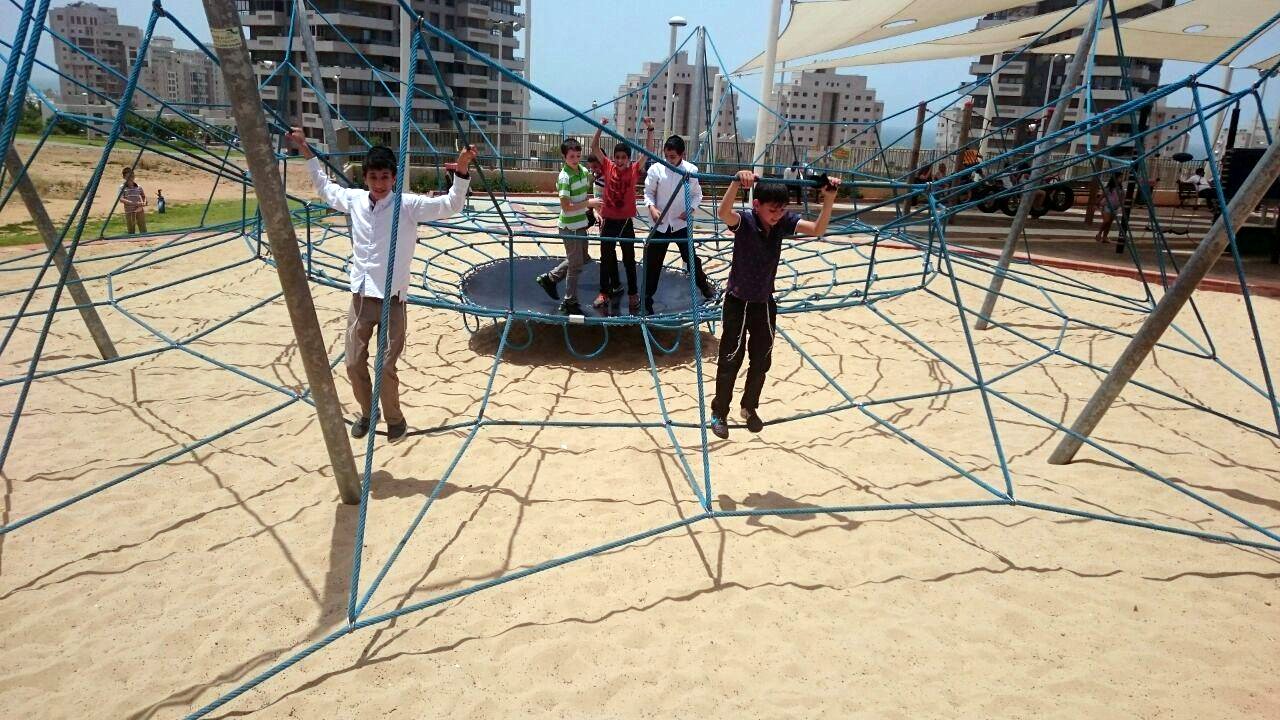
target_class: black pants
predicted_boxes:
[643,225,708,309]
[599,217,638,294]
[711,293,777,418]
[790,185,801,203]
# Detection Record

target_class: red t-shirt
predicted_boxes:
[598,155,644,220]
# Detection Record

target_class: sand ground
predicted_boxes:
[0,224,1277,719]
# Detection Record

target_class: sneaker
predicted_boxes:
[592,291,610,309]
[535,273,559,300]
[628,293,640,314]
[739,407,764,433]
[386,421,408,443]
[697,279,716,300]
[559,298,584,315]
[607,284,625,298]
[709,414,729,439]
[350,416,370,439]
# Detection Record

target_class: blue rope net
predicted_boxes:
[1,0,1278,715]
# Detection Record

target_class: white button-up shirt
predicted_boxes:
[306,157,469,300]
[644,159,703,233]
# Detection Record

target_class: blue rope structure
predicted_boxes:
[1,0,1278,715]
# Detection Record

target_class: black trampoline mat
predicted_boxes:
[459,256,708,319]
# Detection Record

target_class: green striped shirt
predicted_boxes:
[557,162,591,230]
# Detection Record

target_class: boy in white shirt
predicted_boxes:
[286,128,476,442]
[642,134,714,315]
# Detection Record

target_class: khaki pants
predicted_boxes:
[345,293,407,425]
[546,228,589,302]
[125,208,147,234]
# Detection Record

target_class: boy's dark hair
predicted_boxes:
[613,142,632,158]
[753,182,789,206]
[663,134,685,155]
[364,145,397,175]
[560,138,582,156]
[586,155,600,165]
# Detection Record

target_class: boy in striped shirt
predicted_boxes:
[536,138,601,315]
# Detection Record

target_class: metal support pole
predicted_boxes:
[663,17,686,140]
[710,71,725,166]
[751,0,783,174]
[1048,135,1280,464]
[974,1,1101,331]
[957,100,973,146]
[4,146,117,361]
[908,101,927,170]
[203,0,361,504]
[400,3,412,170]
[295,0,339,155]
[979,71,998,159]
[1225,106,1242,152]
[689,27,707,158]
[1211,66,1235,157]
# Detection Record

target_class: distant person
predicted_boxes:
[286,127,477,443]
[590,116,654,313]
[155,189,166,214]
[535,138,602,315]
[707,170,841,439]
[642,134,714,314]
[1180,167,1219,218]
[120,167,147,234]
[782,161,802,203]
[1096,176,1122,244]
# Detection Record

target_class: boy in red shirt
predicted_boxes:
[590,116,654,313]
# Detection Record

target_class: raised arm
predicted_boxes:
[591,118,608,164]
[286,127,350,212]
[719,170,751,227]
[407,144,477,222]
[795,177,841,237]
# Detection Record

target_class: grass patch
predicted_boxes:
[0,198,303,247]
[15,133,104,147]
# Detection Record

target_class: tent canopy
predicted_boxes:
[775,0,1150,71]
[735,0,1051,73]
[738,0,1280,73]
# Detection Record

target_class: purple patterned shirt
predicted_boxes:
[725,208,800,302]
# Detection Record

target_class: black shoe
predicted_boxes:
[535,273,559,300]
[559,298,584,315]
[387,421,408,443]
[709,414,729,439]
[697,279,716,300]
[350,416,370,439]
[607,284,625,298]
[739,407,764,433]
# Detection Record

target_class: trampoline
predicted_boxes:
[458,255,716,323]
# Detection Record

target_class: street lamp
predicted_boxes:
[491,18,525,170]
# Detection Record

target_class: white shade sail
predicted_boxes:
[735,0,1055,73]
[777,0,1152,71]
[1028,0,1280,65]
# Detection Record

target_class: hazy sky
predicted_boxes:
[24,0,1280,138]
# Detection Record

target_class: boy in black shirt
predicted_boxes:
[709,170,841,439]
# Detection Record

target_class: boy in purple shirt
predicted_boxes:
[709,170,840,439]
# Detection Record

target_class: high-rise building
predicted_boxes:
[613,52,738,145]
[960,0,1175,158]
[50,2,142,108]
[50,2,226,124]
[770,69,884,152]
[238,0,529,153]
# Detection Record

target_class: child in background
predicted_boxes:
[642,134,714,314]
[590,116,654,312]
[708,170,841,439]
[535,138,602,315]
[156,189,167,214]
[120,167,148,235]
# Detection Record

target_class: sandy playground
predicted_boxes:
[0,219,1277,719]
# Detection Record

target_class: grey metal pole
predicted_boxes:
[958,100,973,146]
[751,0,782,174]
[663,16,686,140]
[203,0,361,504]
[908,101,927,170]
[689,26,707,158]
[5,146,117,361]
[973,2,1101,331]
[1048,135,1280,464]
[295,0,339,156]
